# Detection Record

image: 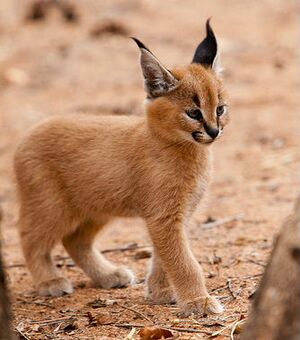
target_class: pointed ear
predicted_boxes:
[192,19,219,71]
[132,38,178,98]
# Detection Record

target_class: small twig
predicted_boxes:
[211,284,228,293]
[241,218,267,224]
[191,318,221,328]
[29,316,77,326]
[125,327,137,339]
[116,302,153,323]
[212,274,262,296]
[100,323,144,328]
[102,243,150,254]
[16,330,30,340]
[167,327,213,335]
[210,319,238,337]
[229,273,263,280]
[244,258,266,267]
[99,323,214,335]
[15,327,30,340]
[16,308,32,312]
[202,215,243,229]
[17,297,54,309]
[227,279,240,299]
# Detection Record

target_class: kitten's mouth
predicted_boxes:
[192,129,223,144]
[191,131,203,142]
[192,131,213,144]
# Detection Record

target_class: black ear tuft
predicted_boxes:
[131,37,152,53]
[192,19,217,67]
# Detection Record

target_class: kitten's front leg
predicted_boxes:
[146,249,176,304]
[146,216,223,317]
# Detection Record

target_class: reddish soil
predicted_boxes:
[0,1,299,339]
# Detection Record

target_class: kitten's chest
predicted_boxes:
[187,169,210,212]
[147,146,212,214]
[179,153,212,214]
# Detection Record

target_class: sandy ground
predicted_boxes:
[0,0,299,339]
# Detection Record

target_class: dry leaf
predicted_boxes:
[234,237,250,246]
[54,318,78,333]
[134,250,152,260]
[86,311,112,326]
[87,298,116,308]
[86,311,99,327]
[204,216,217,224]
[138,326,174,339]
[31,324,41,332]
[233,316,247,335]
[95,313,112,325]
[63,320,78,333]
[234,319,247,334]
[209,251,222,264]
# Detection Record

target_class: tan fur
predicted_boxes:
[14,57,229,315]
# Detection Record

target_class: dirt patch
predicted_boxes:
[90,20,130,38]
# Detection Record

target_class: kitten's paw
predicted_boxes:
[95,267,134,289]
[37,277,73,297]
[147,271,175,304]
[179,295,223,317]
[147,286,176,305]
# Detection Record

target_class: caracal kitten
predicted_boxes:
[14,20,229,316]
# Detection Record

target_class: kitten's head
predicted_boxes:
[133,20,229,145]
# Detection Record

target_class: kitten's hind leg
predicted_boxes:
[63,218,134,289]
[20,213,73,297]
[147,249,176,304]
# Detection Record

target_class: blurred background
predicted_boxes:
[0,1,299,339]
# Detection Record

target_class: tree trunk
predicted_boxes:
[0,207,14,340]
[241,197,300,340]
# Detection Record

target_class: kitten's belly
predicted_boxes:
[77,191,140,219]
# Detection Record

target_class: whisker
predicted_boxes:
[160,139,191,151]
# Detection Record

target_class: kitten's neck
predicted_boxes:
[145,120,210,160]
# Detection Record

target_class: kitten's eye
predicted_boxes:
[216,105,226,116]
[186,109,203,121]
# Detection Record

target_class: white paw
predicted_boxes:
[37,277,73,297]
[95,267,135,289]
[179,295,224,317]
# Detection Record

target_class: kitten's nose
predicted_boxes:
[204,124,219,139]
